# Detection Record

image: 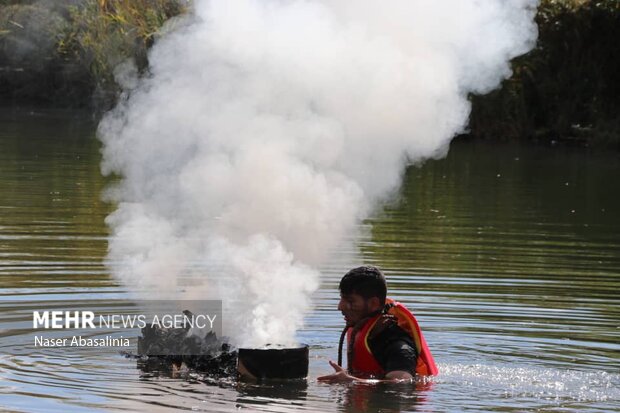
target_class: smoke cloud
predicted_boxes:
[98,0,538,347]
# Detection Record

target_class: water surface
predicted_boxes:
[1,109,619,412]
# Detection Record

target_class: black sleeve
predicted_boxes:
[368,324,418,376]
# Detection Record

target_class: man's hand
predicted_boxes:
[317,360,357,383]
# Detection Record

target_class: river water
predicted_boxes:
[1,109,619,412]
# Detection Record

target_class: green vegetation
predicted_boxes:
[0,0,618,146]
[468,0,620,147]
[0,0,186,108]
[59,0,186,106]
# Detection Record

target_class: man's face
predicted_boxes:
[338,292,375,327]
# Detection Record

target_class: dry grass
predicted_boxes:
[58,0,187,90]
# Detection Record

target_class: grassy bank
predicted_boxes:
[1,0,618,146]
[468,0,620,147]
[0,0,186,108]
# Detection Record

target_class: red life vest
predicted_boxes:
[347,298,439,378]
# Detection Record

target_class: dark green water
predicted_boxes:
[1,109,619,412]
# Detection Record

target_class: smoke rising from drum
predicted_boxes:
[98,0,538,347]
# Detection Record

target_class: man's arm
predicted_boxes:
[317,361,413,384]
[376,338,417,378]
[318,323,418,384]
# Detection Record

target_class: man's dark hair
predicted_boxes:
[339,266,387,303]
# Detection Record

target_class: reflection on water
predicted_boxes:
[1,110,619,412]
[360,140,620,376]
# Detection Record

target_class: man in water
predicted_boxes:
[318,266,438,383]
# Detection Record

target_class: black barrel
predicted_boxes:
[237,345,308,380]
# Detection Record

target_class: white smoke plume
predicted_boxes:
[98,0,538,347]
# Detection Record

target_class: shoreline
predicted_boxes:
[1,0,618,147]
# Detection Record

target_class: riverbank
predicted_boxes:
[1,0,618,146]
[0,0,186,109]
[467,0,619,148]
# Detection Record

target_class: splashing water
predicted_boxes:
[440,363,620,405]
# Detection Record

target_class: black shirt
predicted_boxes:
[367,316,418,376]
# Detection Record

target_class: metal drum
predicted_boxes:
[237,345,309,380]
